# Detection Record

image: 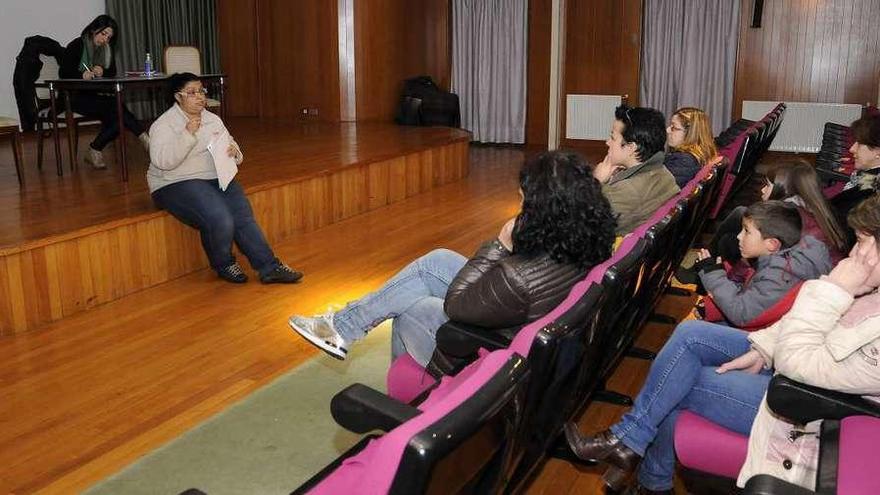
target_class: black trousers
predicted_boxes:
[70,94,145,151]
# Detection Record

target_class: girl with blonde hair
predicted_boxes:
[664,107,718,187]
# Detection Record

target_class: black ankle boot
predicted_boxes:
[563,423,641,491]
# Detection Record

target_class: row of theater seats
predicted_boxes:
[709,104,786,218]
[814,122,856,202]
[677,106,880,495]
[289,105,787,495]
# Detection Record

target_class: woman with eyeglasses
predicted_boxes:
[663,107,718,188]
[59,15,149,169]
[147,72,303,285]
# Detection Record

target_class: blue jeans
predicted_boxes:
[609,320,772,491]
[333,249,467,366]
[152,179,279,276]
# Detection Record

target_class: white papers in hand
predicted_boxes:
[207,130,238,191]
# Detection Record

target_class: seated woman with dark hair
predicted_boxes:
[831,113,880,241]
[664,107,718,188]
[288,151,618,365]
[59,15,150,169]
[148,72,302,284]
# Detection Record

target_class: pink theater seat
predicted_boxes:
[386,353,437,404]
[309,349,522,494]
[674,411,748,479]
[836,416,880,495]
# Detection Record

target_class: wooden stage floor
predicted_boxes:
[0,120,470,251]
[0,121,470,334]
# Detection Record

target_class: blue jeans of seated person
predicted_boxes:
[609,320,772,491]
[152,179,280,277]
[332,248,467,367]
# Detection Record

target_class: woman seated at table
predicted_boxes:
[59,15,149,169]
[148,72,302,285]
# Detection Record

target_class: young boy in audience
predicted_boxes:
[593,105,680,235]
[694,201,832,327]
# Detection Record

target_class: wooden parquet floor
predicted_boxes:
[0,120,469,251]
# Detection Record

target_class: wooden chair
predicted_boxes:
[0,116,25,186]
[163,46,221,110]
[34,55,100,175]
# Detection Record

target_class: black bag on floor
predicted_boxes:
[395,76,460,128]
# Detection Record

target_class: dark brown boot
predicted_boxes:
[563,422,641,491]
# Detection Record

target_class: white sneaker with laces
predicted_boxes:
[288,312,349,360]
[85,148,106,169]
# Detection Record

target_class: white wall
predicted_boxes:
[0,0,105,120]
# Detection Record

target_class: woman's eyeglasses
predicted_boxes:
[179,88,208,98]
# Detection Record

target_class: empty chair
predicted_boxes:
[0,117,25,186]
[163,46,221,110]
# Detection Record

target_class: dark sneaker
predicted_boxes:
[288,312,348,360]
[217,263,248,283]
[260,263,303,284]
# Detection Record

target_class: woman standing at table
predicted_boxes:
[60,15,149,169]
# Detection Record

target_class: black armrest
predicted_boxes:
[766,375,880,425]
[435,320,515,358]
[330,383,420,434]
[743,474,814,495]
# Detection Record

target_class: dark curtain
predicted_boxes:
[106,0,220,117]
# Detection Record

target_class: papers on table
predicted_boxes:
[207,130,238,191]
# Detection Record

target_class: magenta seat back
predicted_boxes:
[674,411,748,480]
[386,353,437,403]
[837,415,880,495]
[310,349,521,494]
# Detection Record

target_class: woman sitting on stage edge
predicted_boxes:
[289,151,617,365]
[148,72,302,284]
[59,15,149,170]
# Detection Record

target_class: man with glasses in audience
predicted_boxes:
[593,105,679,235]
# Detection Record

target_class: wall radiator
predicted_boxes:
[566,94,623,140]
[742,101,862,153]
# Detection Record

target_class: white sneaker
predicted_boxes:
[139,132,150,151]
[288,312,349,360]
[84,148,106,169]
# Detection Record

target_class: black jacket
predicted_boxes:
[664,151,701,189]
[830,167,879,246]
[444,240,588,330]
[12,35,64,130]
[60,37,117,80]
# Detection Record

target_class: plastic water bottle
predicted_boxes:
[144,53,152,76]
